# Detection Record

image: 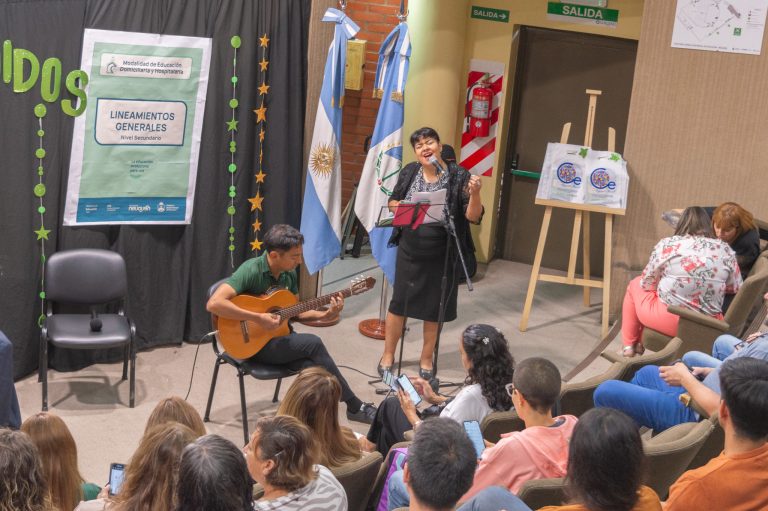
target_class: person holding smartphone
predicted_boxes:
[361,324,514,456]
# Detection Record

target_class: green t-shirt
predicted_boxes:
[226,252,298,295]
[81,481,101,501]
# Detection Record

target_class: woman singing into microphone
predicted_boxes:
[377,127,483,384]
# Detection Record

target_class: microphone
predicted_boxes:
[428,155,445,176]
[90,309,102,333]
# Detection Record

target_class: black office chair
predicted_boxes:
[40,249,136,411]
[203,278,297,444]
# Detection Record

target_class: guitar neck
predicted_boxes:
[276,289,353,320]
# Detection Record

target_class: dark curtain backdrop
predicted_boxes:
[0,0,311,377]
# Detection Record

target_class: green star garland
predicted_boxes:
[226,35,241,266]
[33,103,48,326]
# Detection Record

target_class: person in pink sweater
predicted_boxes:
[460,357,578,502]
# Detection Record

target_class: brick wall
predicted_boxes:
[341,0,405,206]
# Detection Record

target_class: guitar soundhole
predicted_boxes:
[240,321,250,343]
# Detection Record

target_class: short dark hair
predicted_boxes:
[512,357,561,414]
[409,127,440,148]
[674,206,714,237]
[719,357,768,441]
[176,435,252,511]
[407,418,476,508]
[263,224,304,253]
[566,408,645,511]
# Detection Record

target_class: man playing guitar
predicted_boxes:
[206,224,377,424]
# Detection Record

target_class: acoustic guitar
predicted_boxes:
[214,275,376,359]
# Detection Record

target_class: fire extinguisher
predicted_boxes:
[467,74,492,138]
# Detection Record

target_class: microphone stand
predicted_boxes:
[432,162,473,387]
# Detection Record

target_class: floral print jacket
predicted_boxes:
[641,235,742,316]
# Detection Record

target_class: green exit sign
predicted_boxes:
[471,6,510,23]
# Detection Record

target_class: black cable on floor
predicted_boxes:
[184,331,216,401]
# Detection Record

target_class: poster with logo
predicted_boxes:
[63,29,212,224]
[536,143,629,210]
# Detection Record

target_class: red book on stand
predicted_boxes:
[393,202,429,229]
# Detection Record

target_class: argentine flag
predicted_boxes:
[300,9,359,274]
[354,22,411,285]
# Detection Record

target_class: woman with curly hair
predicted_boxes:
[0,429,55,511]
[363,324,514,455]
[21,412,100,511]
[277,367,362,469]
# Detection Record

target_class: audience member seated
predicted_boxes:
[0,429,55,511]
[246,415,347,511]
[75,422,198,511]
[363,324,514,455]
[665,358,768,510]
[459,358,578,502]
[21,412,101,510]
[595,332,768,432]
[479,408,662,511]
[144,395,207,436]
[621,207,741,357]
[0,330,21,429]
[176,434,253,511]
[393,417,477,511]
[666,202,761,277]
[277,367,362,469]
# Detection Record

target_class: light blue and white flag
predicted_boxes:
[300,9,359,274]
[354,23,411,285]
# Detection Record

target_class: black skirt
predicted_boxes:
[388,224,459,322]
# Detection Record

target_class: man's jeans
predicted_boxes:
[594,335,739,431]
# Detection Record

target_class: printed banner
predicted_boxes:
[63,29,212,224]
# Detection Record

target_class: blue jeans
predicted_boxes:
[594,365,699,431]
[389,478,532,511]
[387,469,409,511]
[457,487,533,511]
[682,334,740,368]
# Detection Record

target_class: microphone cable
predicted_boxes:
[183,330,217,401]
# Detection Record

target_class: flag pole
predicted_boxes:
[359,278,388,339]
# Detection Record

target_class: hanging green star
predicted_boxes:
[226,118,239,132]
[578,147,589,158]
[34,226,51,240]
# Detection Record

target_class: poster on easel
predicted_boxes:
[63,29,212,225]
[536,142,629,211]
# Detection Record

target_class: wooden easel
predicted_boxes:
[518,89,625,338]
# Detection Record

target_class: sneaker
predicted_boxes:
[346,402,378,425]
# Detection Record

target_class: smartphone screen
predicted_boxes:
[397,374,422,406]
[108,463,126,496]
[464,420,485,458]
[382,370,399,392]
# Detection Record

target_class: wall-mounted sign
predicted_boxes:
[547,1,619,28]
[671,0,768,55]
[562,0,608,7]
[471,5,510,23]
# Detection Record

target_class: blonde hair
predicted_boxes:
[713,202,757,238]
[277,367,361,468]
[21,412,85,511]
[0,429,55,511]
[144,396,206,437]
[111,423,197,511]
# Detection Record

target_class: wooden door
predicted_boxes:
[496,27,637,275]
